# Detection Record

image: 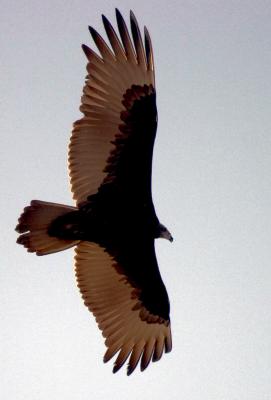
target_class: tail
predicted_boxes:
[16,200,80,255]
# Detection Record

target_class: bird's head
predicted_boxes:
[158,223,173,242]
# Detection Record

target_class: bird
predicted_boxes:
[16,9,173,375]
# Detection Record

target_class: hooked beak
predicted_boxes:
[160,229,173,243]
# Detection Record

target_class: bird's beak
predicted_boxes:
[160,229,173,242]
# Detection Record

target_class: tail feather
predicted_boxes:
[16,200,80,255]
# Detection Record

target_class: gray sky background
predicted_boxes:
[1,1,271,399]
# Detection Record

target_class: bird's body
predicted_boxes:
[16,10,173,375]
[48,189,159,244]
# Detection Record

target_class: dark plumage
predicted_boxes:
[16,9,173,375]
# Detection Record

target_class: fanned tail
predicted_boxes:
[16,200,80,255]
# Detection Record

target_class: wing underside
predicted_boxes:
[75,241,172,375]
[69,10,156,205]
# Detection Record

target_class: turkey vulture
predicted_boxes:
[16,9,173,375]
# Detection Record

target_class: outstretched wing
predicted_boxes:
[69,10,156,206]
[75,241,172,375]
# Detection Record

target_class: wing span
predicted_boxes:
[75,241,172,375]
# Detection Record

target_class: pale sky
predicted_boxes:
[1,1,271,399]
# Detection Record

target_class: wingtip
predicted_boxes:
[140,361,150,373]
[103,351,111,364]
[129,11,135,29]
[81,44,90,58]
[144,25,149,36]
[126,366,134,376]
[127,360,139,376]
[144,26,151,46]
[115,8,124,23]
[102,14,112,33]
[129,10,135,19]
[88,25,96,37]
[101,14,107,24]
[112,364,120,374]
[88,25,102,43]
[129,10,139,30]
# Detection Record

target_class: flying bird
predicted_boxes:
[16,9,173,375]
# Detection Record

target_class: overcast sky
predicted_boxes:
[1,1,271,399]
